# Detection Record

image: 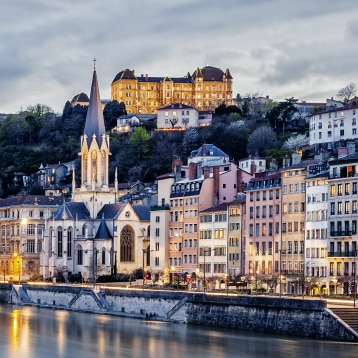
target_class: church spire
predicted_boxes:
[83,63,106,141]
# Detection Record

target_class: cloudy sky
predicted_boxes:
[1,0,358,114]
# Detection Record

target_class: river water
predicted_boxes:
[0,304,357,358]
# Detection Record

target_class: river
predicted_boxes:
[0,304,357,358]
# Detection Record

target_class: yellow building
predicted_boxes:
[111,66,233,114]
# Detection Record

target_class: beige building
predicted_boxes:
[227,195,246,280]
[111,66,233,114]
[245,173,282,293]
[0,193,64,282]
[280,154,310,295]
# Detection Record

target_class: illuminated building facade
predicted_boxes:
[111,66,233,114]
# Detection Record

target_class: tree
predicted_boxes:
[103,100,127,131]
[247,125,280,156]
[130,127,151,160]
[336,82,356,103]
[266,98,298,134]
[282,134,309,151]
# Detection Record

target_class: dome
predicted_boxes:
[192,66,225,81]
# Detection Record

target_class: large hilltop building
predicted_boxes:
[110,65,233,114]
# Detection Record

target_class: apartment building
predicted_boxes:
[280,154,309,295]
[0,193,65,281]
[305,163,329,295]
[309,104,358,151]
[199,203,228,289]
[227,194,246,279]
[111,66,233,114]
[327,152,358,295]
[150,144,243,286]
[245,172,282,292]
[157,103,199,130]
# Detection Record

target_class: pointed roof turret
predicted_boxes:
[95,215,113,240]
[83,62,106,141]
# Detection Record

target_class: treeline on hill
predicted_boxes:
[0,98,308,198]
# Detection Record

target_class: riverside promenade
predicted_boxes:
[1,282,358,341]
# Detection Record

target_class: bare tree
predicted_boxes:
[336,82,356,103]
[247,125,280,155]
[282,134,309,151]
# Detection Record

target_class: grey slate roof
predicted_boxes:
[95,217,113,239]
[190,143,229,158]
[53,202,91,220]
[132,205,151,221]
[0,194,65,208]
[96,203,127,220]
[83,68,106,140]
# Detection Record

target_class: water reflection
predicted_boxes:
[0,305,357,358]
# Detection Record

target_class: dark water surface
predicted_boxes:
[0,304,357,358]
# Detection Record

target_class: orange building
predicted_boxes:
[111,66,233,114]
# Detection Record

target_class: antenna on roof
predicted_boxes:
[206,54,209,66]
[93,57,96,70]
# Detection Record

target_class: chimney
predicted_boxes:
[189,162,197,180]
[145,74,148,81]
[17,193,22,201]
[172,158,183,182]
[291,153,301,165]
[282,155,290,168]
[213,166,220,205]
[203,166,210,179]
[202,145,207,156]
[338,147,348,158]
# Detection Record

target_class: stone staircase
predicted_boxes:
[330,308,358,332]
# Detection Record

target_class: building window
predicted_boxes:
[27,224,35,235]
[57,230,63,257]
[102,249,106,265]
[77,245,83,265]
[330,185,336,197]
[67,228,72,257]
[120,225,134,262]
[27,240,35,253]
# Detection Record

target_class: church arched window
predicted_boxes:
[120,226,134,262]
[67,227,73,257]
[77,245,83,265]
[91,150,97,182]
[57,228,63,257]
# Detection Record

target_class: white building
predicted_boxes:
[327,153,358,296]
[199,203,228,289]
[309,105,358,151]
[238,155,266,174]
[157,103,198,130]
[305,163,330,295]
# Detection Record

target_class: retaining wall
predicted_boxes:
[0,283,357,341]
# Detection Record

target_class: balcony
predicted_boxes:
[328,251,357,258]
[330,231,353,237]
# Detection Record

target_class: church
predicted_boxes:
[40,65,151,282]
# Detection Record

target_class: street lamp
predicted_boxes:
[332,277,338,296]
[13,253,21,284]
[142,248,153,287]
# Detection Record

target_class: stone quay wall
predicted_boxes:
[0,283,357,342]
